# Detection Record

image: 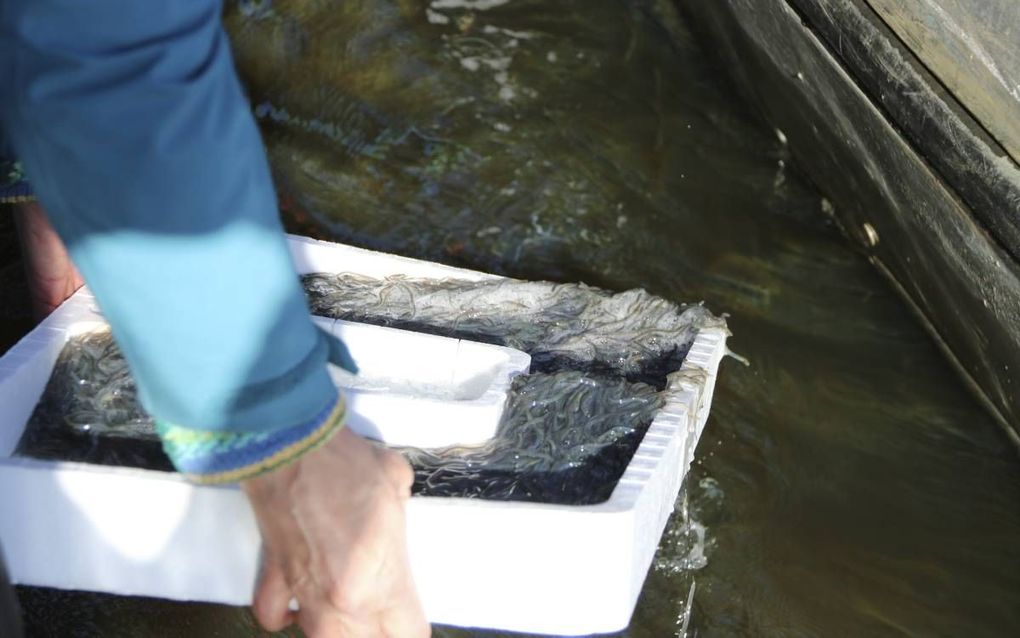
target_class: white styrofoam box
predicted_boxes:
[0,235,728,636]
[319,318,531,448]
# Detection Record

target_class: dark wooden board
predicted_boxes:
[865,0,1020,164]
[782,0,1020,266]
[682,0,1020,442]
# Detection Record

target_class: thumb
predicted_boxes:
[253,559,295,632]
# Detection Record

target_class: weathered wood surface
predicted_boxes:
[782,0,1020,264]
[682,0,1020,441]
[865,0,1020,164]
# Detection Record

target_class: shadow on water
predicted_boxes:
[15,0,1020,636]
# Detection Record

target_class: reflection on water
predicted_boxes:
[18,0,1020,636]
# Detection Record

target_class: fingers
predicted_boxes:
[379,585,430,638]
[379,449,415,497]
[381,538,429,638]
[297,603,378,638]
[252,560,294,632]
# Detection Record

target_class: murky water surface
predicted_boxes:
[18,0,1020,636]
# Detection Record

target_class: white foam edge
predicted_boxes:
[0,235,727,636]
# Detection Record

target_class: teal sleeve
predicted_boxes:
[0,0,347,479]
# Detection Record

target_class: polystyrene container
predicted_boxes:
[0,235,728,636]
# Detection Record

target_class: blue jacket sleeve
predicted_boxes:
[0,0,348,481]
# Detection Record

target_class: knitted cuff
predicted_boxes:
[156,393,347,484]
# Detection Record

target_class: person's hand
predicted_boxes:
[13,201,84,319]
[241,426,429,638]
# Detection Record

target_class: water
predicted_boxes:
[16,0,1020,635]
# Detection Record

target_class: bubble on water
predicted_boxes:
[655,489,711,575]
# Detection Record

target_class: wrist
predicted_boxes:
[158,392,347,484]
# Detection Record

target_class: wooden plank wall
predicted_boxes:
[681,0,1020,443]
[778,0,1020,265]
[866,0,1020,164]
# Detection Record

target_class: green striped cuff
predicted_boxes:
[156,393,347,484]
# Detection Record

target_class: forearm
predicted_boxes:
[0,0,340,481]
[12,201,84,318]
